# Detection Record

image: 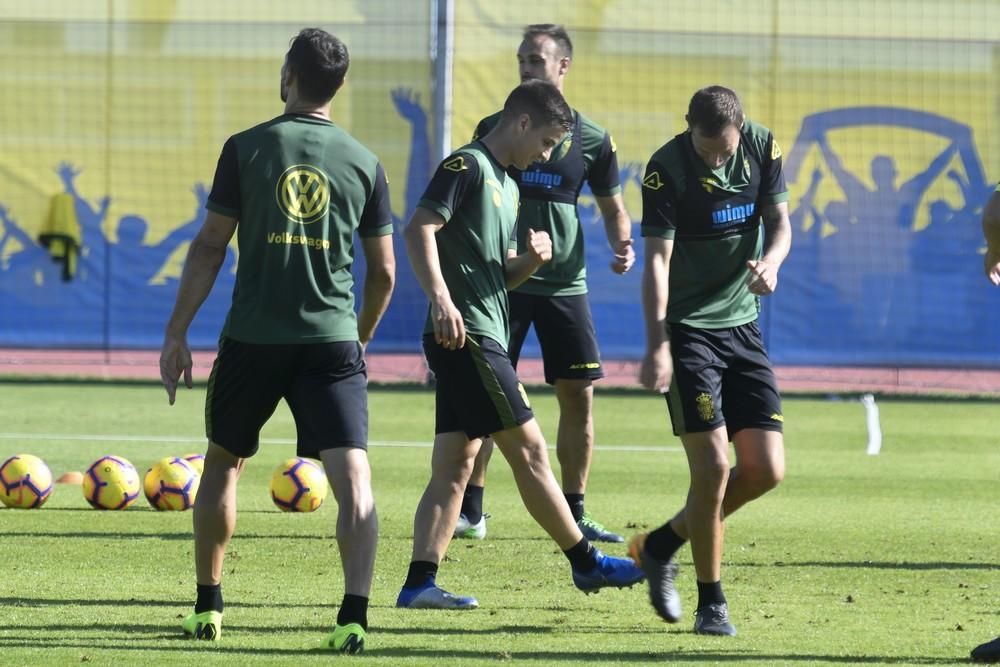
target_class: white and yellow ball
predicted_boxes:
[144,457,200,511]
[82,456,140,510]
[269,457,328,512]
[181,453,205,475]
[0,454,53,509]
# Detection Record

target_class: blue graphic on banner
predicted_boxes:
[765,107,998,366]
[1,103,995,368]
[0,165,234,348]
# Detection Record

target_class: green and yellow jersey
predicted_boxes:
[207,113,392,344]
[474,109,620,297]
[640,119,789,329]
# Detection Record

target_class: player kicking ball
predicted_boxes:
[396,80,644,610]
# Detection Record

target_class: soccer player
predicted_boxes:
[456,24,635,543]
[981,184,1000,287]
[158,28,394,654]
[629,86,791,636]
[396,79,644,610]
[971,184,1000,664]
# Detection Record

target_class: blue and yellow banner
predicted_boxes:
[1,1,998,365]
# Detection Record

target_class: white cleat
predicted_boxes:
[453,513,487,540]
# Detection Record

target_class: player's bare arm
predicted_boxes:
[639,236,673,392]
[357,234,395,347]
[505,228,552,289]
[403,207,466,349]
[595,193,635,274]
[747,201,791,296]
[160,211,237,405]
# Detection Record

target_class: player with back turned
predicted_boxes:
[159,28,394,654]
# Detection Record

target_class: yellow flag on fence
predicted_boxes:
[37,192,81,281]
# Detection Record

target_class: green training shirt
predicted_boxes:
[206,113,393,344]
[418,141,520,348]
[640,119,789,329]
[474,110,621,296]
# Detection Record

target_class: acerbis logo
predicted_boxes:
[643,171,664,190]
[276,165,330,225]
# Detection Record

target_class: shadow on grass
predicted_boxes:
[756,560,1000,571]
[0,530,336,541]
[0,640,967,663]
[7,508,278,514]
[0,597,337,610]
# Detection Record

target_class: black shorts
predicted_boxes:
[423,334,534,439]
[206,338,368,458]
[665,321,783,439]
[507,292,604,384]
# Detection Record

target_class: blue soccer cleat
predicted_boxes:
[396,580,479,609]
[572,549,646,593]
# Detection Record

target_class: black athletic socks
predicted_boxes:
[403,560,439,589]
[564,493,585,522]
[645,521,686,561]
[195,583,223,614]
[696,580,727,609]
[337,594,369,631]
[461,485,484,524]
[563,537,598,571]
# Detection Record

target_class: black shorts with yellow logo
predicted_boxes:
[664,321,783,439]
[424,333,534,439]
[507,292,604,385]
[206,338,368,458]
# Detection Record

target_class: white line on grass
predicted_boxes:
[0,432,681,453]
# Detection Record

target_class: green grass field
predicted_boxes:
[0,381,996,666]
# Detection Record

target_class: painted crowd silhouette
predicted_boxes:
[1,100,995,363]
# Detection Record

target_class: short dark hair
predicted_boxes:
[687,85,744,137]
[501,80,573,133]
[522,24,573,59]
[286,28,350,104]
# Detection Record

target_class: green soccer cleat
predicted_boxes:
[181,610,222,640]
[577,512,624,543]
[324,622,366,654]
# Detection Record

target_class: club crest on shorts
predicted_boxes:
[695,392,715,422]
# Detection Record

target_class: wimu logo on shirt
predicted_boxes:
[520,169,563,189]
[711,203,755,227]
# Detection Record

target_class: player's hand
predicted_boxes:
[160,333,193,405]
[639,344,672,393]
[431,295,466,350]
[746,259,778,295]
[610,239,635,275]
[985,248,1000,286]
[526,228,552,265]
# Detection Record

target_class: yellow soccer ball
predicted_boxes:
[82,456,140,510]
[144,457,200,511]
[269,457,328,512]
[181,453,205,475]
[0,454,53,509]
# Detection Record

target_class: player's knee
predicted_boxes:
[507,438,549,478]
[744,461,784,495]
[689,458,730,495]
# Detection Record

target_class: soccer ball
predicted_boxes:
[269,457,328,512]
[144,457,200,511]
[0,454,53,509]
[181,453,205,475]
[82,456,141,510]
